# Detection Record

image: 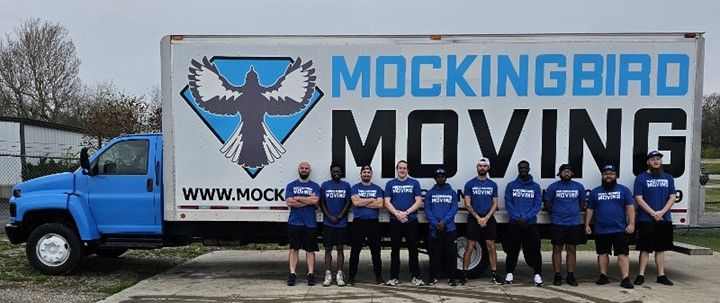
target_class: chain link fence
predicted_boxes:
[0,154,79,227]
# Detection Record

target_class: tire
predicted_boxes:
[25,223,82,275]
[456,237,490,279]
[96,248,128,258]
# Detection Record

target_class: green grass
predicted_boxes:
[702,148,720,159]
[674,230,720,251]
[704,187,720,212]
[704,162,720,174]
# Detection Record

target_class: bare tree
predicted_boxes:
[0,18,82,124]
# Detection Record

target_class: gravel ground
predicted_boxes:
[0,232,219,303]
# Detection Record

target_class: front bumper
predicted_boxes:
[4,223,25,244]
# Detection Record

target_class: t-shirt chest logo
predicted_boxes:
[597,192,621,200]
[646,179,669,188]
[512,189,535,198]
[358,189,378,198]
[555,190,578,199]
[393,185,414,193]
[325,190,347,199]
[293,187,314,195]
[472,187,494,196]
[431,195,453,203]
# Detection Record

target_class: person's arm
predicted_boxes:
[337,187,353,219]
[286,184,305,208]
[464,195,480,223]
[543,185,553,214]
[657,178,676,220]
[525,184,543,221]
[579,184,587,210]
[634,195,656,218]
[584,208,594,235]
[483,197,498,223]
[625,204,636,234]
[406,181,424,215]
[351,194,369,206]
[443,191,459,225]
[368,192,385,208]
[384,183,406,221]
[318,187,333,218]
[505,185,519,222]
[424,193,438,227]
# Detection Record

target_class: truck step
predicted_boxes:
[100,238,164,249]
[672,242,713,255]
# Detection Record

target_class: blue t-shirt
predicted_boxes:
[463,177,498,216]
[424,183,458,237]
[285,179,321,228]
[634,172,675,222]
[544,180,586,226]
[351,183,383,220]
[321,180,351,228]
[385,178,421,222]
[504,175,542,225]
[587,184,634,235]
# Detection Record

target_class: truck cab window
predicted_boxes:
[96,140,149,175]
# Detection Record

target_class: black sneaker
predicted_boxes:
[490,272,504,285]
[347,277,355,286]
[595,274,609,285]
[566,274,578,287]
[633,275,645,286]
[307,273,316,286]
[287,273,297,286]
[375,276,385,285]
[657,275,674,286]
[459,271,468,285]
[449,279,457,286]
[621,277,634,289]
[553,274,562,286]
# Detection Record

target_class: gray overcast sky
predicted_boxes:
[1,0,718,95]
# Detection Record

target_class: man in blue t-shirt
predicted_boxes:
[319,164,352,287]
[543,164,586,287]
[348,165,385,286]
[425,168,459,286]
[633,150,676,286]
[384,160,425,286]
[585,164,635,289]
[461,157,502,285]
[504,160,543,286]
[285,162,321,286]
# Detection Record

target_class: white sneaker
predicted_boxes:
[322,270,332,287]
[428,278,439,285]
[411,276,426,286]
[336,271,346,287]
[533,274,543,287]
[386,278,399,286]
[505,273,514,284]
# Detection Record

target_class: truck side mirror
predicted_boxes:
[80,148,93,176]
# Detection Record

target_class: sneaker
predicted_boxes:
[287,273,297,286]
[412,276,427,286]
[621,277,634,289]
[375,276,385,285]
[657,275,674,286]
[347,277,355,286]
[490,272,504,285]
[322,270,332,287]
[386,278,399,286]
[533,274,543,287]
[449,279,457,286]
[633,275,645,286]
[566,274,578,287]
[553,274,562,286]
[595,274,609,285]
[336,271,346,287]
[428,278,439,285]
[459,271,468,285]
[505,273,514,284]
[307,273,316,286]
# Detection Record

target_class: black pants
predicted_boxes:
[390,220,421,279]
[504,223,542,275]
[429,230,456,281]
[349,218,382,280]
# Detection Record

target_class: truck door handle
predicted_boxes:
[147,178,153,192]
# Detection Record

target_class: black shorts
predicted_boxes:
[551,224,583,245]
[465,214,497,241]
[595,232,630,256]
[322,226,348,247]
[288,225,319,251]
[636,221,674,252]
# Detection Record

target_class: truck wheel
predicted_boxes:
[455,237,489,278]
[25,223,82,275]
[96,248,128,258]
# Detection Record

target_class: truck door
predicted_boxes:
[87,138,161,234]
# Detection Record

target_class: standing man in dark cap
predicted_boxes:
[424,168,459,286]
[633,150,676,286]
[544,164,586,286]
[347,165,385,286]
[585,164,635,289]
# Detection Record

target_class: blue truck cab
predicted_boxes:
[5,133,163,275]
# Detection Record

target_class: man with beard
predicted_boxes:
[585,164,635,289]
[347,165,385,286]
[285,162,321,286]
[544,164,586,286]
[384,160,425,286]
[319,164,352,287]
[633,150,676,286]
[461,157,502,285]
[504,160,543,286]
[425,168,459,286]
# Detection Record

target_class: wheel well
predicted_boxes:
[20,210,78,239]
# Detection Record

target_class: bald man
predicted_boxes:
[286,162,321,286]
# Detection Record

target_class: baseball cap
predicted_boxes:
[556,164,572,176]
[434,168,447,177]
[360,165,372,172]
[647,150,664,160]
[601,164,617,173]
[478,157,491,166]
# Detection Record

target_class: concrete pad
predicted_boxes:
[101,249,720,302]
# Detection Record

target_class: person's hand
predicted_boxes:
[436,222,445,233]
[585,226,592,235]
[328,215,339,225]
[478,217,487,227]
[652,211,663,221]
[396,211,407,221]
[626,224,635,234]
[517,219,526,226]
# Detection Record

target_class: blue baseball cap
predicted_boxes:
[601,164,617,173]
[434,168,447,177]
[647,150,664,160]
